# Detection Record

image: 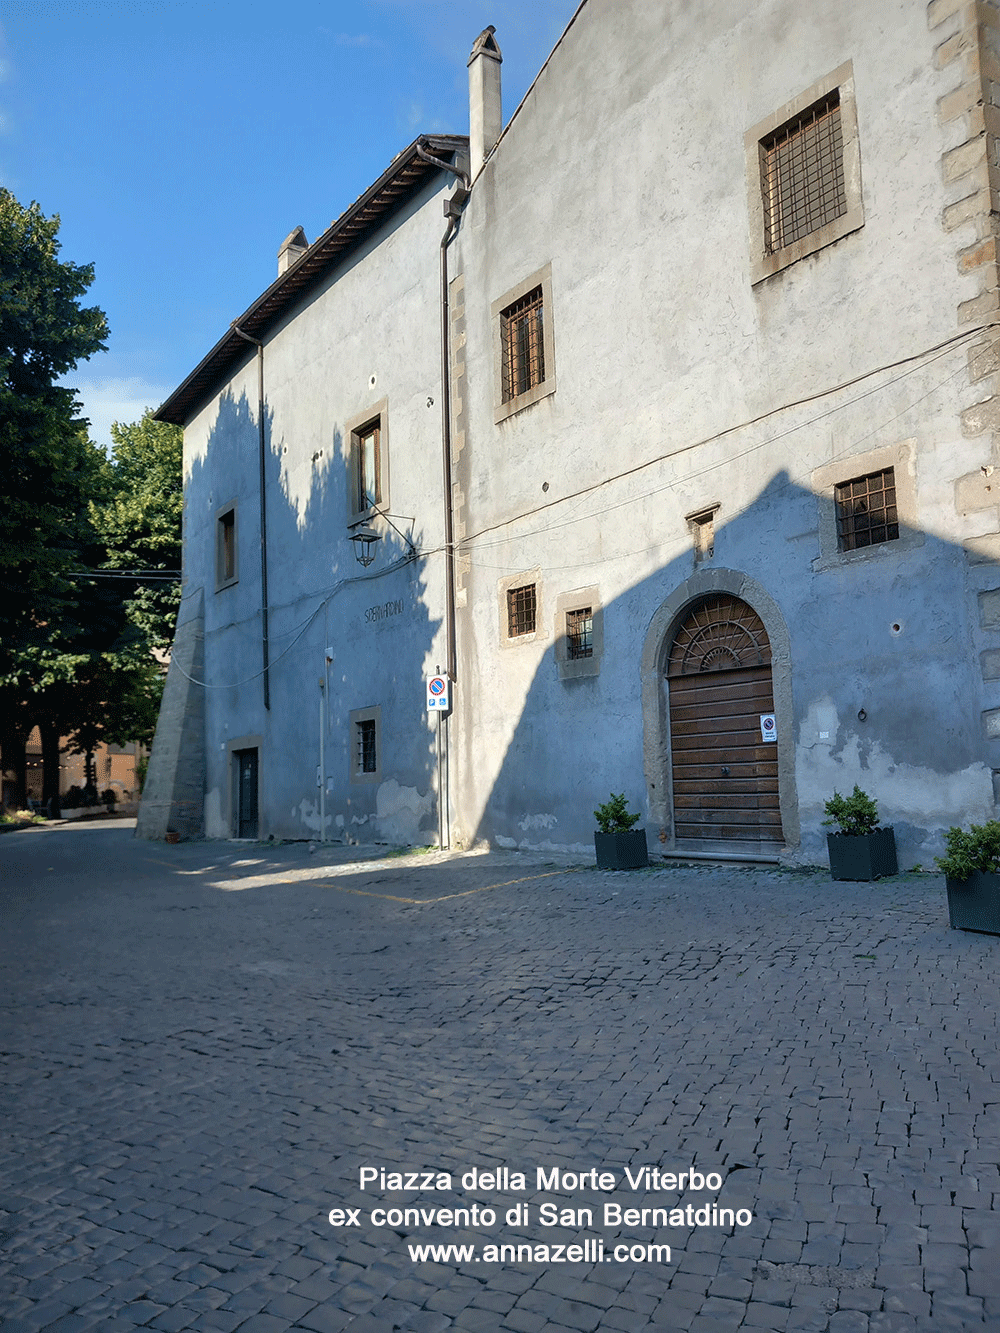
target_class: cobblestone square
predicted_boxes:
[2,823,998,1330]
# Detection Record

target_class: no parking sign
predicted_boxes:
[426,675,451,712]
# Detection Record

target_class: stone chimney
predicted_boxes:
[278,226,308,276]
[468,26,502,179]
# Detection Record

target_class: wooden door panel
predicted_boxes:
[667,595,782,846]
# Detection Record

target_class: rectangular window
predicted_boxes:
[356,718,377,774]
[348,705,381,784]
[835,467,898,552]
[566,607,593,659]
[355,420,381,513]
[761,91,846,254]
[216,504,237,589]
[501,287,545,403]
[347,402,389,523]
[507,583,537,637]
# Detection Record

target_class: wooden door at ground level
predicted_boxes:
[667,595,782,847]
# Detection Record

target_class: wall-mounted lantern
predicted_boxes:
[350,527,380,567]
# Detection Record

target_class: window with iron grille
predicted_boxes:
[566,607,593,659]
[501,287,544,402]
[835,468,898,552]
[356,718,377,774]
[760,90,846,255]
[507,583,537,637]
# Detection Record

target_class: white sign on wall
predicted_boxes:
[759,713,777,743]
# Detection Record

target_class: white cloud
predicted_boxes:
[67,376,174,452]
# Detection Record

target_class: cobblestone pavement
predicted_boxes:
[2,823,999,1333]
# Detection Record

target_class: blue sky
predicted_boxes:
[1,1,579,448]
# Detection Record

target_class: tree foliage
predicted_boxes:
[0,188,109,659]
[90,410,183,652]
[0,190,181,806]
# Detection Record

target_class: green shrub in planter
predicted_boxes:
[823,785,897,881]
[936,821,1000,934]
[594,793,648,870]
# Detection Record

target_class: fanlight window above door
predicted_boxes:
[667,594,772,677]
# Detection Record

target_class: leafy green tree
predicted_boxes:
[0,188,108,661]
[0,196,182,813]
[0,189,109,808]
[90,410,183,653]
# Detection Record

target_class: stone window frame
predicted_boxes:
[812,439,921,570]
[746,61,864,285]
[215,499,239,590]
[498,567,546,649]
[349,705,382,785]
[554,586,603,681]
[492,264,556,424]
[346,398,389,528]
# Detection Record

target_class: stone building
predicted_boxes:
[142,0,1000,866]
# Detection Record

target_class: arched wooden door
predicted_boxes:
[667,594,782,850]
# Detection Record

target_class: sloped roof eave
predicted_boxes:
[154,133,468,426]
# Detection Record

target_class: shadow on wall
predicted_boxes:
[139,387,443,845]
[469,469,994,867]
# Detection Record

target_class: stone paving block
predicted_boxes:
[230,1315,294,1333]
[499,1309,548,1333]
[867,1313,917,1332]
[290,1304,354,1333]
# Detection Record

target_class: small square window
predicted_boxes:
[501,287,545,403]
[566,607,593,659]
[835,467,899,551]
[761,91,846,255]
[356,718,377,774]
[507,584,537,637]
[216,503,238,589]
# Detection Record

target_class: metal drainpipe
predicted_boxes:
[232,324,271,710]
[416,142,469,686]
[415,142,470,851]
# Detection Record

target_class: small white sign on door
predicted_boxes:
[759,713,777,742]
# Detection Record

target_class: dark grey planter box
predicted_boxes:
[946,871,1000,934]
[595,829,648,870]
[827,826,897,881]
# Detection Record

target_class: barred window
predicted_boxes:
[507,583,537,637]
[501,287,544,402]
[761,90,846,254]
[835,468,898,552]
[357,718,377,774]
[566,607,593,659]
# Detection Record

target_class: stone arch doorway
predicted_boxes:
[667,594,780,849]
[640,570,799,854]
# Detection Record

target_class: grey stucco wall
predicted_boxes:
[174,176,455,844]
[445,0,994,863]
